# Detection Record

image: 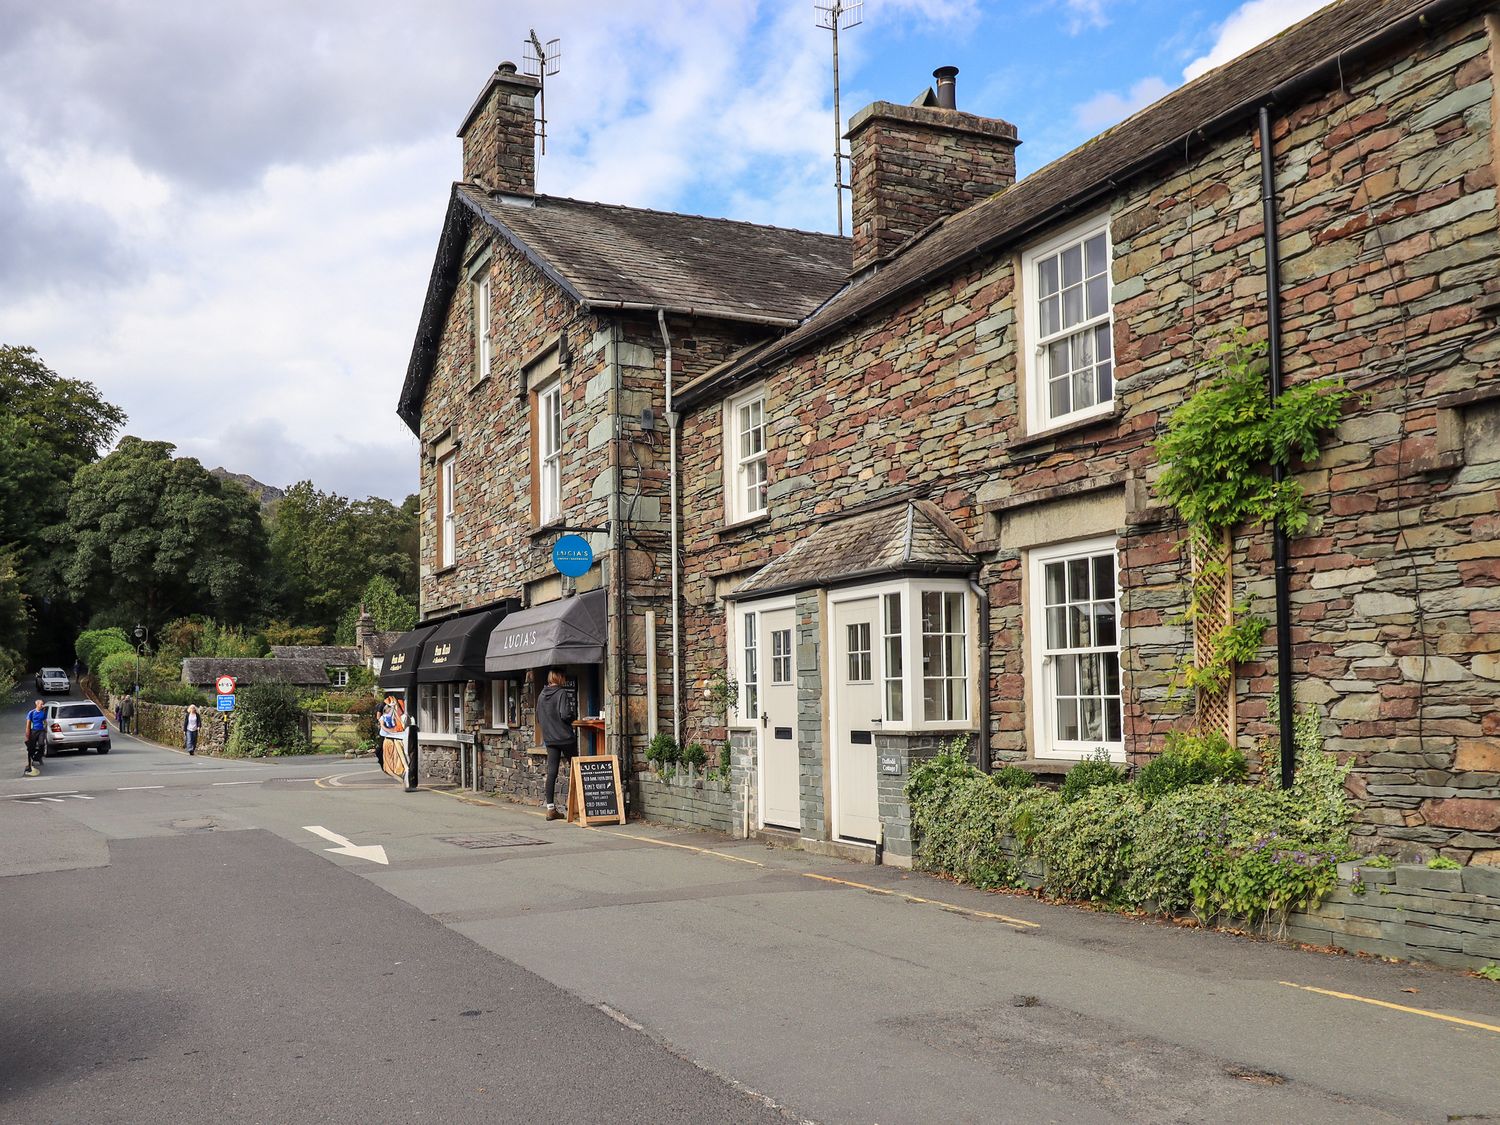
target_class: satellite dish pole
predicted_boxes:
[815,1,862,236]
[524,29,562,156]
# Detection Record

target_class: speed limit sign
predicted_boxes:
[215,675,237,695]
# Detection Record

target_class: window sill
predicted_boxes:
[717,512,769,540]
[529,522,567,541]
[1008,404,1120,454]
[433,564,457,576]
[468,372,491,394]
[418,735,461,747]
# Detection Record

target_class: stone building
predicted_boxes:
[400,0,1500,864]
[394,62,848,802]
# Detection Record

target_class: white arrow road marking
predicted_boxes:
[68,794,94,800]
[302,825,389,865]
[37,797,65,803]
[118,785,164,790]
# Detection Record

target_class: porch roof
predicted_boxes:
[728,500,979,602]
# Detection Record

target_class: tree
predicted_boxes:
[0,345,127,661]
[334,575,417,644]
[61,437,268,629]
[267,482,417,631]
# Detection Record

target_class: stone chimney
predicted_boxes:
[354,604,375,661]
[846,66,1020,273]
[458,61,542,195]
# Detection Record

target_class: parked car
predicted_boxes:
[35,667,70,694]
[44,702,111,755]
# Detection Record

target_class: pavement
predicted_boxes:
[3,686,1500,1123]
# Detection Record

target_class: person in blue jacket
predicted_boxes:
[23,699,46,776]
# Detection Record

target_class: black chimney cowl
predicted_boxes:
[933,65,958,110]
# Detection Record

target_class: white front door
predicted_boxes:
[758,608,800,830]
[832,598,882,843]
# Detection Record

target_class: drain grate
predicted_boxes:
[440,833,547,850]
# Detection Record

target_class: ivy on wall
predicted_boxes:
[1155,331,1352,692]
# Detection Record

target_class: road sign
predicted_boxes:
[215,675,236,695]
[217,694,236,712]
[552,534,593,578]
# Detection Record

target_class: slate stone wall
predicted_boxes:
[675,13,1500,860]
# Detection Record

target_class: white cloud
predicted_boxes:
[1064,0,1111,34]
[1073,76,1172,132]
[1183,0,1329,81]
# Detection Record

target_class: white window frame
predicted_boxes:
[740,609,759,720]
[1021,213,1115,434]
[329,667,350,688]
[920,588,969,724]
[536,378,562,526]
[1027,536,1124,763]
[473,274,493,382]
[488,678,520,729]
[724,385,768,524]
[439,453,457,569]
[418,682,463,739]
[824,578,976,733]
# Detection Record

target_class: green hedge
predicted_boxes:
[77,627,132,672]
[908,747,1352,926]
[98,651,140,696]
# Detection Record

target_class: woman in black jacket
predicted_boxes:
[536,669,577,820]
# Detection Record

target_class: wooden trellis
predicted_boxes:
[1192,530,1237,740]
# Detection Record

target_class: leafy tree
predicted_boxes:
[60,437,268,630]
[267,482,417,630]
[0,345,127,660]
[264,620,330,647]
[0,549,27,685]
[334,575,416,644]
[75,627,132,671]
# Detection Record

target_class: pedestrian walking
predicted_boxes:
[23,699,46,777]
[183,704,200,755]
[114,700,122,728]
[535,670,577,821]
[119,694,135,735]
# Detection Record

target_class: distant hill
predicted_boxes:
[210,468,285,507]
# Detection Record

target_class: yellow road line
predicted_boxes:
[596,828,766,867]
[1278,981,1500,1035]
[802,872,1040,930]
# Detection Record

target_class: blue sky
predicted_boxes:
[0,0,1324,500]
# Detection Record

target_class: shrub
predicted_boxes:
[226,680,309,757]
[992,764,1037,791]
[77,627,132,672]
[645,732,680,770]
[142,682,210,706]
[1060,749,1127,802]
[1030,785,1145,903]
[680,741,707,769]
[1136,730,1248,801]
[98,651,140,696]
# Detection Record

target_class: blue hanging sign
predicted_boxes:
[553,534,594,578]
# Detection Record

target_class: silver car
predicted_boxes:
[44,701,112,755]
[36,667,70,693]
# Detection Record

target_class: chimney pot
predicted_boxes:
[498,60,518,75]
[933,66,958,110]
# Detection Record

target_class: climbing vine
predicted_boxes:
[1156,331,1352,692]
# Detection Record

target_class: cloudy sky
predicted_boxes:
[0,0,1324,501]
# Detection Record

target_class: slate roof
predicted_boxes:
[677,0,1467,408]
[366,631,403,657]
[398,187,850,431]
[268,646,361,665]
[730,501,979,600]
[180,658,330,688]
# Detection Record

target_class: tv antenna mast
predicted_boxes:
[523,29,562,156]
[815,0,862,236]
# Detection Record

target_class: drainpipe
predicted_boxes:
[657,309,682,748]
[969,578,991,774]
[610,323,629,774]
[1259,105,1297,790]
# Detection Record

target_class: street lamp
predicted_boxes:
[133,623,146,699]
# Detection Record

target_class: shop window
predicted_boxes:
[489,679,520,728]
[418,682,462,737]
[921,591,968,723]
[725,386,767,523]
[1022,215,1113,432]
[1029,537,1122,761]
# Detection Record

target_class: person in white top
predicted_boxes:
[183,704,201,755]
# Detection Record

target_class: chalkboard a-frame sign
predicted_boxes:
[568,755,626,826]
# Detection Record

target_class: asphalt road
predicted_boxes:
[4,685,1500,1123]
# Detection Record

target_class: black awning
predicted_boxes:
[378,624,437,691]
[485,589,607,674]
[415,602,518,682]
